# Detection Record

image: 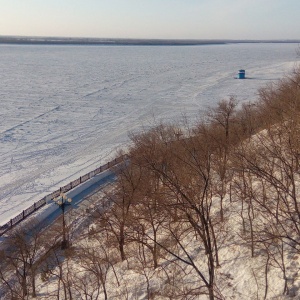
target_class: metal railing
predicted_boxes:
[0,155,126,236]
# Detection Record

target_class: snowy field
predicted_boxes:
[0,43,299,224]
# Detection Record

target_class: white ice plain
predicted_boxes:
[0,43,299,224]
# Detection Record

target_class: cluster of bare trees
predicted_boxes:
[231,70,300,297]
[0,220,63,299]
[1,69,300,299]
[0,215,119,299]
[95,70,300,299]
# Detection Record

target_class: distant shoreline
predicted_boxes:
[1,36,300,46]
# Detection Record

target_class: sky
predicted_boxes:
[1,0,300,40]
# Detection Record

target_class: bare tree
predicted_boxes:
[203,97,238,221]
[97,161,144,262]
[71,235,119,300]
[125,124,227,299]
[0,219,45,298]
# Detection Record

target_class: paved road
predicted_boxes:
[0,170,116,243]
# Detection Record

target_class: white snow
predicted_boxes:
[0,43,299,225]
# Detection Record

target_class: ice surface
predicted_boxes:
[0,43,299,224]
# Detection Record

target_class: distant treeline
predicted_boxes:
[1,36,300,46]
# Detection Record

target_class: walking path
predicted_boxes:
[0,169,116,242]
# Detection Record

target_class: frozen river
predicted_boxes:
[0,43,299,224]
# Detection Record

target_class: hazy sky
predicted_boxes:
[1,0,300,40]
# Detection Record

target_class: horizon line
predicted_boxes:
[1,35,300,46]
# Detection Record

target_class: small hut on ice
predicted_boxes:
[238,69,246,79]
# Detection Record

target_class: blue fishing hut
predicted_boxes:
[238,69,246,79]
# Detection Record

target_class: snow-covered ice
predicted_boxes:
[0,43,299,224]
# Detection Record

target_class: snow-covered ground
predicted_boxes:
[0,43,299,224]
